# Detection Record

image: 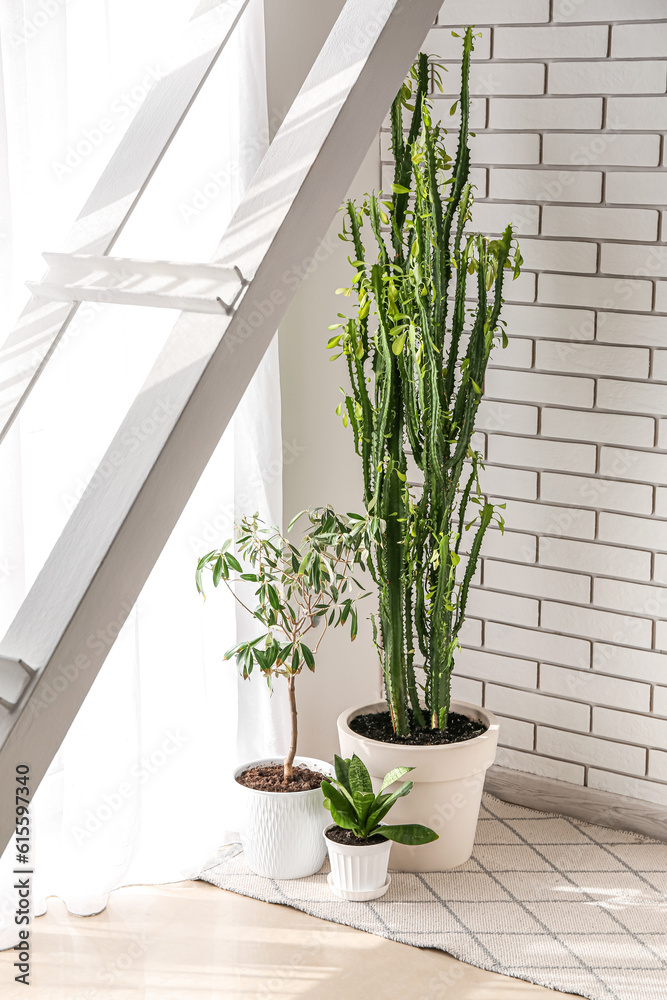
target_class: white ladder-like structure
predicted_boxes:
[0,0,442,854]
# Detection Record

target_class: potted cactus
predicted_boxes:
[196,507,370,878]
[329,32,519,869]
[322,755,437,900]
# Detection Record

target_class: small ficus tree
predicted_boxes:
[196,508,370,783]
[328,30,522,736]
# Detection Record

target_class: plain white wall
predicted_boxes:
[265,0,383,763]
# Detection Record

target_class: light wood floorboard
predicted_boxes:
[0,880,580,998]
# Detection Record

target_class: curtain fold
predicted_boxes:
[0,0,285,945]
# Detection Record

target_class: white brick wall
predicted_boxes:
[492,498,595,539]
[651,283,667,312]
[559,2,666,24]
[493,27,608,61]
[485,370,595,407]
[535,342,650,377]
[486,685,591,731]
[543,133,661,167]
[381,7,667,804]
[542,206,658,241]
[538,537,651,580]
[606,172,667,206]
[519,238,597,274]
[487,434,596,473]
[649,749,667,781]
[549,62,667,95]
[596,379,666,415]
[536,727,647,775]
[607,97,667,131]
[611,20,667,57]
[537,273,652,311]
[540,663,651,712]
[601,244,667,279]
[597,312,665,346]
[540,473,652,515]
[489,97,602,130]
[489,168,602,203]
[541,408,654,447]
[599,512,667,551]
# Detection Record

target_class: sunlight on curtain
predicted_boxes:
[0,0,287,942]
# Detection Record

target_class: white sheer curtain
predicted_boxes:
[0,0,287,944]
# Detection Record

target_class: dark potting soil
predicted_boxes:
[236,763,325,793]
[326,825,387,847]
[349,709,487,746]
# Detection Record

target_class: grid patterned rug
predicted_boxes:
[201,794,667,1000]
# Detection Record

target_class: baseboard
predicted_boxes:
[485,765,667,843]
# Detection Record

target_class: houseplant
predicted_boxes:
[329,31,518,869]
[322,755,437,900]
[196,507,370,878]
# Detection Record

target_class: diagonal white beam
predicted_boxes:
[0,0,251,445]
[0,0,443,855]
[0,657,33,710]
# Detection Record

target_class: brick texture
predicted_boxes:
[380,12,667,803]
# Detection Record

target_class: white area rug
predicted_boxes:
[201,794,667,1000]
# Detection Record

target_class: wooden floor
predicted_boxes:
[0,880,580,999]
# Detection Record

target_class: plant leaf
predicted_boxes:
[366,780,413,829]
[352,791,376,832]
[301,643,315,671]
[392,332,407,355]
[370,823,438,845]
[196,550,217,571]
[333,755,351,794]
[327,803,360,834]
[379,766,414,793]
[348,755,373,797]
[321,780,358,827]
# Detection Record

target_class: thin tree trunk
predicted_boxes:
[284,674,297,783]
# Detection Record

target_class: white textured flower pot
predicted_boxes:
[234,756,333,879]
[338,700,499,872]
[324,825,392,900]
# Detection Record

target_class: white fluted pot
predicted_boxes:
[338,700,499,872]
[324,826,392,900]
[235,756,332,879]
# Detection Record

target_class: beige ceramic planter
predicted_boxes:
[337,700,499,871]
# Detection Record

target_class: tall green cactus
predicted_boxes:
[328,30,522,736]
